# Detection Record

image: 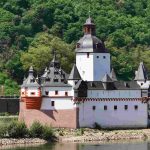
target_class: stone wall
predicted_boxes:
[0,97,19,114]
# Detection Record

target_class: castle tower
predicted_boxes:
[75,17,111,81]
[20,66,42,109]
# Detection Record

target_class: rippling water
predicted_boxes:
[1,141,150,150]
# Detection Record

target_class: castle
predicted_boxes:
[19,17,150,129]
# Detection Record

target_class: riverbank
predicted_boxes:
[1,128,150,146]
[0,138,46,146]
[55,128,150,143]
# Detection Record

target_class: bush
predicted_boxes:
[7,121,28,138]
[75,128,85,136]
[42,125,54,140]
[94,122,102,130]
[0,124,7,138]
[29,121,44,138]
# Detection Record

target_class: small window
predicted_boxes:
[45,91,49,96]
[97,56,99,58]
[134,105,138,110]
[55,91,58,95]
[30,79,35,83]
[53,79,58,82]
[103,56,106,59]
[104,105,107,110]
[124,105,128,110]
[31,92,35,95]
[114,105,117,110]
[61,79,64,82]
[54,71,59,75]
[65,92,68,96]
[93,106,96,110]
[22,92,25,95]
[51,101,55,106]
[46,78,50,82]
[87,52,90,58]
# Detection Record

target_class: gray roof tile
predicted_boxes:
[68,64,81,80]
[134,62,148,81]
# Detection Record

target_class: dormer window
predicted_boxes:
[61,79,64,82]
[54,71,59,74]
[30,79,35,83]
[46,78,50,82]
[53,79,58,82]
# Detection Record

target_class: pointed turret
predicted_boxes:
[110,68,117,81]
[21,66,40,88]
[68,64,81,80]
[134,62,148,81]
[102,74,113,83]
[50,52,60,69]
[102,74,115,90]
[29,66,34,76]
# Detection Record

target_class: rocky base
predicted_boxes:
[0,138,46,146]
[56,128,150,143]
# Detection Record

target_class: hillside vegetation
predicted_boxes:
[0,0,150,95]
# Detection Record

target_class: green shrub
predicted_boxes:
[94,122,102,130]
[42,125,54,140]
[29,121,44,138]
[7,121,28,138]
[0,124,7,138]
[75,128,85,136]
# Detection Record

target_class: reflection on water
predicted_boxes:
[2,141,150,150]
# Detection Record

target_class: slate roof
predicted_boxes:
[41,56,71,87]
[68,64,81,80]
[21,66,40,88]
[74,81,140,90]
[75,34,108,53]
[75,17,108,53]
[134,62,148,81]
[101,74,113,82]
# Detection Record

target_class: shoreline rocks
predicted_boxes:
[57,128,150,143]
[0,138,46,146]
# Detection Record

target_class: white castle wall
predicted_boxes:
[76,53,110,81]
[42,86,72,97]
[88,90,141,98]
[76,53,93,81]
[22,87,40,97]
[78,100,147,128]
[93,53,110,81]
[41,97,75,110]
[41,86,75,110]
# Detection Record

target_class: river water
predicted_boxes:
[1,141,150,150]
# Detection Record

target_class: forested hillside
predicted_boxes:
[0,0,150,95]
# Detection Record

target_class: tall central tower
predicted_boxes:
[75,17,111,81]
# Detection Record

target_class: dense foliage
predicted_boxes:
[1,0,150,94]
[0,120,54,140]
